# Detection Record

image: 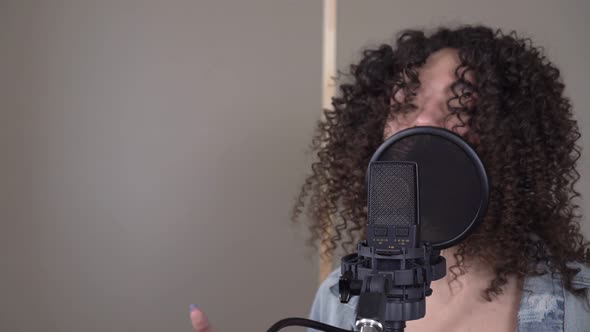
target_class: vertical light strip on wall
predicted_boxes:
[322,0,337,111]
[319,0,337,284]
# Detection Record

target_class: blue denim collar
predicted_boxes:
[517,271,565,331]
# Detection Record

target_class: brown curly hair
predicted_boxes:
[292,25,590,301]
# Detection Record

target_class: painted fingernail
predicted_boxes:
[189,304,199,312]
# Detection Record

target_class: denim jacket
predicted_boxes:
[308,263,590,331]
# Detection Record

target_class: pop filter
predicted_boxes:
[369,126,489,250]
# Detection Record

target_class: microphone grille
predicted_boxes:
[367,162,417,226]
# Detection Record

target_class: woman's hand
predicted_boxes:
[190,305,216,332]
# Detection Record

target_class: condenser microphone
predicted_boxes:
[265,126,488,332]
[366,161,419,251]
[339,126,489,332]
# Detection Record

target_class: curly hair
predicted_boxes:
[292,25,590,301]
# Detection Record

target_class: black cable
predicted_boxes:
[266,317,352,332]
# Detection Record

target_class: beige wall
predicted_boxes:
[1,1,589,332]
[1,1,320,331]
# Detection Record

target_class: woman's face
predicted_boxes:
[384,48,476,140]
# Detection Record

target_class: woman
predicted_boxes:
[191,25,590,332]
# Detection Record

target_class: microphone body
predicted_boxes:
[340,127,489,332]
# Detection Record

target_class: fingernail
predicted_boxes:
[189,304,199,312]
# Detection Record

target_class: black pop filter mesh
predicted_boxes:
[370,127,488,249]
